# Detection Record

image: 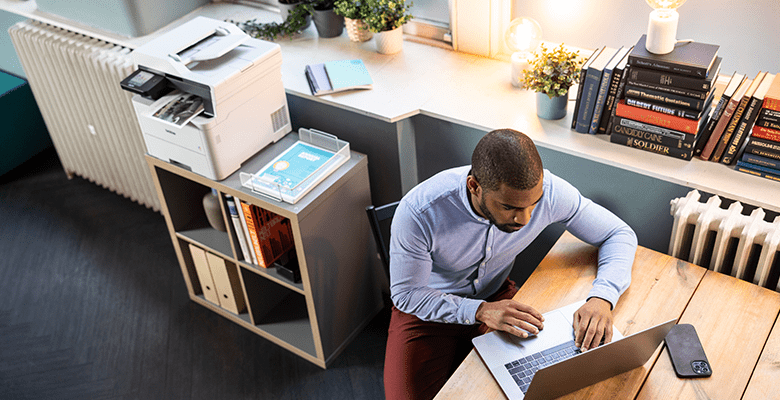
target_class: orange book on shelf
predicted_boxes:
[762,74,780,112]
[752,125,780,143]
[614,99,703,135]
[240,201,264,268]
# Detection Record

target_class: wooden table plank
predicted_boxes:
[637,270,780,400]
[434,231,706,400]
[743,313,780,400]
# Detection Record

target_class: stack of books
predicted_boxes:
[734,76,780,182]
[606,35,721,160]
[225,195,295,269]
[572,45,632,134]
[698,72,776,165]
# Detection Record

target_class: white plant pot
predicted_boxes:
[375,26,403,55]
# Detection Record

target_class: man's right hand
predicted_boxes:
[475,300,545,338]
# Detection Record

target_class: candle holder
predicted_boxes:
[505,17,542,88]
[645,0,687,55]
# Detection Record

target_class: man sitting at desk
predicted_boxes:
[384,129,637,400]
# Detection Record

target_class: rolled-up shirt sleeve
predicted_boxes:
[547,176,637,308]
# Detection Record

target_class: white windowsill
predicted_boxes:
[2,0,778,213]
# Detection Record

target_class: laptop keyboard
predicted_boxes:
[504,340,581,393]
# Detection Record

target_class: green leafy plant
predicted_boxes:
[228,2,313,41]
[521,43,584,98]
[333,0,369,19]
[363,0,414,33]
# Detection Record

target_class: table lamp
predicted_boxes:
[645,0,687,54]
[505,17,542,88]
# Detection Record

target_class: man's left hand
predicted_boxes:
[573,297,613,351]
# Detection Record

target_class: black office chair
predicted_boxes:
[365,201,400,281]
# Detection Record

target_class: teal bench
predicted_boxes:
[0,70,51,177]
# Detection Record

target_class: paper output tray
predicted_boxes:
[240,128,350,204]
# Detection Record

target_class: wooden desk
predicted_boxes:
[435,231,780,399]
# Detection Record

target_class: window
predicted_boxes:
[406,0,452,45]
[233,0,453,45]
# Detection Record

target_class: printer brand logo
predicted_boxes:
[165,129,177,135]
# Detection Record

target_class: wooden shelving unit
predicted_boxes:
[146,133,384,368]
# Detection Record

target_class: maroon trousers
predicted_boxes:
[383,279,519,400]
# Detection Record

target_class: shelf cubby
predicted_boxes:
[146,132,384,368]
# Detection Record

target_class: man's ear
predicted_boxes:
[466,175,481,196]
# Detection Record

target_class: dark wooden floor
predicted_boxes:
[0,148,389,400]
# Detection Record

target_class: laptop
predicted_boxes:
[472,300,676,400]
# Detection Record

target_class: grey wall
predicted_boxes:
[409,114,692,254]
[512,0,780,79]
[0,10,27,77]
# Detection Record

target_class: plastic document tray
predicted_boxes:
[240,128,350,204]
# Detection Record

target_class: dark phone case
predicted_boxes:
[665,324,712,378]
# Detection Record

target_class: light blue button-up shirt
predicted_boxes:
[389,166,637,325]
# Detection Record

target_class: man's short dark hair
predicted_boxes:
[471,129,543,192]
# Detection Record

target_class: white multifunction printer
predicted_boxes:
[121,16,291,180]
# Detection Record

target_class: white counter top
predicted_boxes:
[3,0,778,212]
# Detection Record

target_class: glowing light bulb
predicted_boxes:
[645,0,687,54]
[505,17,542,88]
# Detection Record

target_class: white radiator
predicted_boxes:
[9,20,160,211]
[669,190,780,291]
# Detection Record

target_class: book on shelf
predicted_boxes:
[597,48,633,134]
[236,198,258,265]
[576,46,619,133]
[627,35,719,79]
[735,160,780,183]
[741,152,780,170]
[304,59,373,96]
[589,46,631,134]
[250,206,294,268]
[624,95,710,120]
[627,56,721,93]
[756,117,780,131]
[610,130,694,160]
[225,195,252,264]
[624,84,711,111]
[699,76,753,160]
[614,99,706,135]
[721,73,776,165]
[611,116,697,149]
[625,78,712,100]
[572,47,601,130]
[240,200,264,267]
[744,137,780,161]
[694,72,746,158]
[752,125,780,142]
[762,73,780,112]
[711,72,767,163]
[759,108,780,121]
[604,64,633,135]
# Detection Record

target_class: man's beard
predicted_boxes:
[476,197,523,233]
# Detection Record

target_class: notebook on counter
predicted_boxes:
[305,59,373,96]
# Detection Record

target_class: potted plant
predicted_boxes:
[520,43,583,120]
[230,1,312,41]
[334,0,373,42]
[363,0,414,54]
[278,0,312,31]
[311,0,344,38]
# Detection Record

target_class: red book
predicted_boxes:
[752,125,780,143]
[614,99,703,134]
[762,74,780,112]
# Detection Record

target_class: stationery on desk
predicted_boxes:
[305,59,373,96]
